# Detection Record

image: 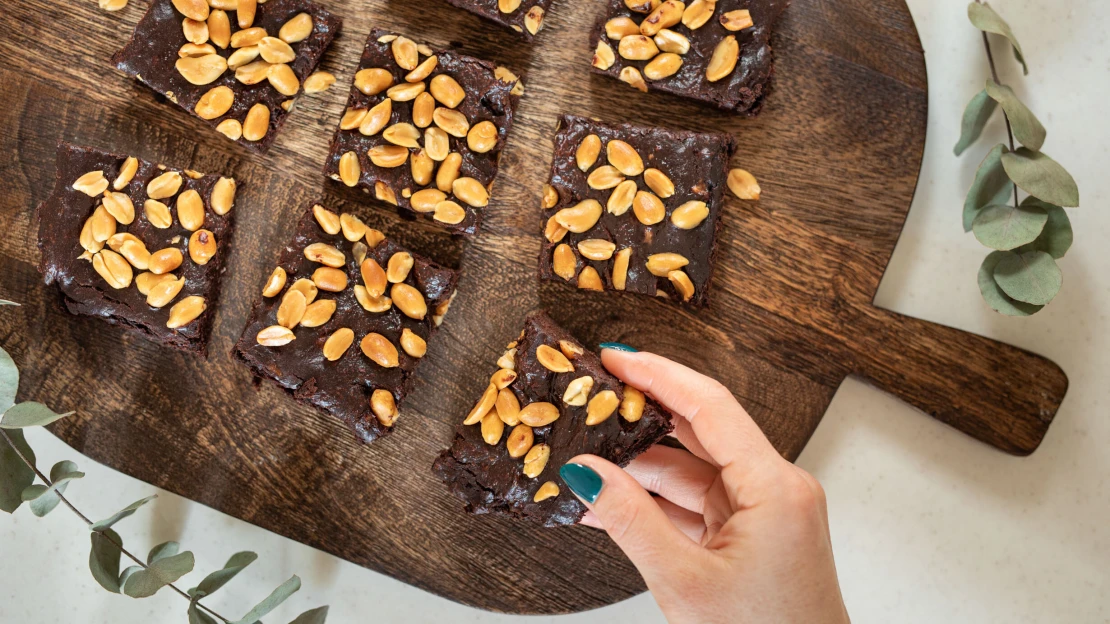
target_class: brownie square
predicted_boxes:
[37,142,238,356]
[233,203,458,444]
[433,311,673,526]
[112,0,341,153]
[538,115,736,307]
[590,0,787,113]
[323,29,522,236]
[442,0,554,41]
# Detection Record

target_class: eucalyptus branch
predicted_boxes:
[0,428,231,623]
[975,0,1018,209]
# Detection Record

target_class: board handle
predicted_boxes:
[845,305,1068,455]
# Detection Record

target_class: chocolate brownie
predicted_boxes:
[323,29,522,236]
[37,142,238,356]
[590,0,788,113]
[233,203,458,444]
[433,311,673,526]
[538,115,736,307]
[112,0,341,152]
[442,0,554,41]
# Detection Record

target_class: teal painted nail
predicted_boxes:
[598,342,638,353]
[560,463,603,504]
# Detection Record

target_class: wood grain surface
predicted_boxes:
[0,0,1067,614]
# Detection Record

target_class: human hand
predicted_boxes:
[559,347,849,624]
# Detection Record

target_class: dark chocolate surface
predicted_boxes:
[37,143,235,356]
[538,115,736,307]
[442,0,554,41]
[433,311,673,527]
[591,0,788,113]
[233,204,458,444]
[112,0,340,153]
[323,29,520,236]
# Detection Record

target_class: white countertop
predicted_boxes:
[3,0,1108,622]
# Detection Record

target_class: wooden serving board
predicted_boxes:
[0,0,1067,614]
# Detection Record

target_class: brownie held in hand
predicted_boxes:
[233,204,458,444]
[590,0,787,113]
[37,143,237,356]
[538,115,736,307]
[433,311,673,526]
[323,29,522,236]
[112,0,341,152]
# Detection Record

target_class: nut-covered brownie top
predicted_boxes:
[433,311,673,526]
[38,143,237,355]
[112,0,340,152]
[234,204,458,444]
[324,29,522,236]
[443,0,553,41]
[539,115,736,307]
[591,0,788,113]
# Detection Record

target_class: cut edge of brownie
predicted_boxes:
[442,0,554,42]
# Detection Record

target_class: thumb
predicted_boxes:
[562,454,702,586]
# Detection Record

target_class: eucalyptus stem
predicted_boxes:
[976,0,1020,208]
[0,428,230,623]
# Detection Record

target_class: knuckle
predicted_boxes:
[781,473,821,513]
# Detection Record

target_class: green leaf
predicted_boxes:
[967,2,1028,75]
[89,528,124,593]
[983,79,1045,151]
[954,89,998,156]
[994,250,1062,305]
[121,551,195,598]
[0,429,35,513]
[1021,198,1073,258]
[90,495,158,531]
[1001,147,1080,207]
[972,202,1047,250]
[119,565,143,588]
[22,460,84,517]
[0,346,18,414]
[978,252,1044,316]
[190,551,259,598]
[289,606,329,624]
[189,599,220,624]
[148,541,181,565]
[0,402,74,429]
[963,144,1012,231]
[233,575,302,624]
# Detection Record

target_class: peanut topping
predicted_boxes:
[361,258,388,297]
[644,52,683,80]
[279,13,314,44]
[619,66,649,92]
[681,0,715,29]
[386,81,425,102]
[386,252,413,283]
[112,158,138,190]
[668,270,695,302]
[536,344,575,373]
[607,179,638,216]
[618,35,659,61]
[411,149,434,186]
[452,177,489,208]
[237,0,257,28]
[727,168,761,200]
[371,389,399,427]
[499,0,522,12]
[406,55,438,83]
[646,252,689,276]
[720,9,754,31]
[227,47,260,71]
[467,121,499,154]
[312,266,348,292]
[411,92,435,128]
[368,145,409,168]
[92,249,133,289]
[554,199,603,232]
[706,35,739,82]
[340,213,367,241]
[257,325,295,346]
[172,0,209,21]
[433,107,470,138]
[353,285,391,313]
[267,63,300,96]
[671,200,709,229]
[365,228,385,249]
[586,390,620,426]
[429,74,465,108]
[400,327,427,358]
[606,16,640,39]
[383,122,422,148]
[391,36,419,70]
[304,242,345,268]
[578,266,604,291]
[149,248,184,274]
[436,153,462,191]
[464,383,498,425]
[144,200,173,229]
[107,232,141,252]
[167,296,206,329]
[176,189,205,231]
[587,165,626,190]
[313,205,341,234]
[641,0,685,36]
[147,275,185,308]
[243,103,270,142]
[578,239,616,261]
[433,201,466,225]
[289,278,318,304]
[277,289,307,328]
[620,385,646,422]
[592,40,616,70]
[188,229,217,265]
[654,29,691,54]
[323,328,354,361]
[519,402,559,427]
[563,375,594,406]
[258,36,295,64]
[262,266,287,297]
[632,190,665,225]
[89,206,116,243]
[506,424,533,458]
[391,283,427,320]
[559,340,584,360]
[524,444,551,478]
[492,369,518,391]
[481,409,505,445]
[552,244,576,281]
[338,151,361,187]
[303,71,335,94]
[542,184,559,209]
[410,188,446,213]
[99,0,128,11]
[360,333,399,368]
[355,68,393,96]
[102,192,135,225]
[136,272,169,296]
[607,140,644,176]
[424,127,449,161]
[300,299,337,327]
[182,18,210,45]
[216,119,243,141]
[175,54,227,85]
[497,348,517,371]
[146,171,182,200]
[211,177,236,215]
[524,6,545,35]
[576,134,601,172]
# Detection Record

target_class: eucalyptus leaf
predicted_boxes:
[967,2,1028,75]
[148,541,181,565]
[233,575,302,624]
[972,202,1047,250]
[89,528,124,593]
[1021,198,1073,258]
[119,565,143,589]
[189,599,220,624]
[978,251,1043,316]
[191,551,259,598]
[994,250,1062,305]
[1001,147,1080,207]
[964,144,1012,231]
[0,402,74,429]
[22,460,84,517]
[121,551,195,598]
[0,346,18,414]
[289,606,329,624]
[954,89,998,156]
[984,79,1045,151]
[90,495,158,532]
[0,429,35,513]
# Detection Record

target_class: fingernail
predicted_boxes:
[560,463,604,504]
[598,342,638,353]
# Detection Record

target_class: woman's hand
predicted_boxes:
[559,347,849,624]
